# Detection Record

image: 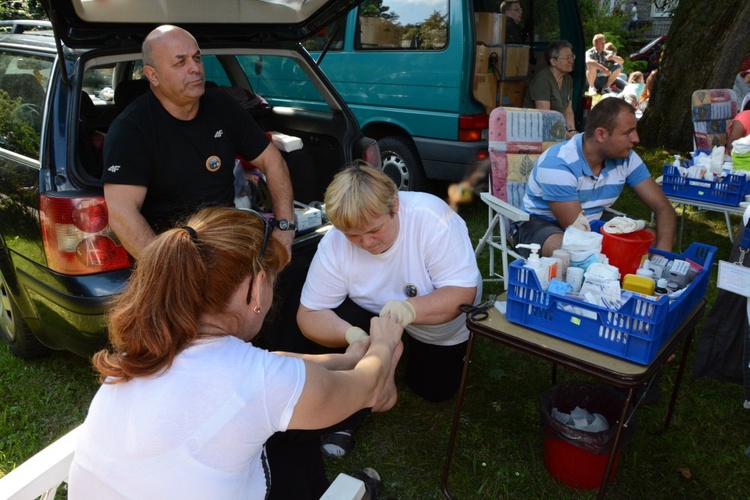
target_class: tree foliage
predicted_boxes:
[0,1,45,21]
[638,0,750,151]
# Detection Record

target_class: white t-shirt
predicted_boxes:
[68,336,305,499]
[301,191,481,346]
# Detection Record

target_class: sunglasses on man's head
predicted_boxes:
[237,208,272,304]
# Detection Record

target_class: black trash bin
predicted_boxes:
[540,381,636,490]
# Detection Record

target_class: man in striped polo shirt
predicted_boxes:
[517,97,676,257]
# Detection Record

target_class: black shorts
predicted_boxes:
[515,216,563,257]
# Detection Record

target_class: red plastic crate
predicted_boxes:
[506,243,715,365]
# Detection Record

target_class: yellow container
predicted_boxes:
[622,274,655,296]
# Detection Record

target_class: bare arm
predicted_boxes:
[548,199,585,230]
[297,305,352,347]
[631,177,676,251]
[405,286,477,325]
[276,339,369,371]
[585,58,610,74]
[288,315,403,430]
[104,183,155,259]
[726,120,747,154]
[250,143,295,265]
[564,101,576,135]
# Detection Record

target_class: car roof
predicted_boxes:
[41,0,362,49]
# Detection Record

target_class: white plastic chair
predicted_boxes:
[0,424,366,500]
[474,107,567,288]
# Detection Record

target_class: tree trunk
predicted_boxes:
[638,0,750,151]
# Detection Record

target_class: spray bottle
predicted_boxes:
[516,243,549,289]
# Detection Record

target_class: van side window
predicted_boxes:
[355,0,449,50]
[0,51,52,158]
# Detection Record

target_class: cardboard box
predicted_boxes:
[474,73,497,114]
[497,80,528,108]
[503,45,530,78]
[359,16,404,48]
[475,12,504,46]
[475,43,490,74]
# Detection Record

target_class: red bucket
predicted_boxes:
[543,430,622,490]
[599,229,654,279]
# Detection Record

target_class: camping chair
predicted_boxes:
[474,107,566,288]
[691,88,738,151]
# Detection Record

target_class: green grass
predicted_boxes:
[2,147,749,498]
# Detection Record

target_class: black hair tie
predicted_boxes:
[181,226,198,243]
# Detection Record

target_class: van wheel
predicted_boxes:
[378,136,425,192]
[0,270,50,359]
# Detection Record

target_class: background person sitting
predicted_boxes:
[604,42,628,91]
[585,34,623,94]
[67,206,404,499]
[617,71,645,102]
[523,40,579,139]
[637,69,658,113]
[726,103,750,154]
[733,70,750,104]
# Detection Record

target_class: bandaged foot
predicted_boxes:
[379,300,416,327]
[372,341,404,412]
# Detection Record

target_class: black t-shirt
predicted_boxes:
[102,89,270,232]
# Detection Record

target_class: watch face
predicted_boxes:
[274,219,295,230]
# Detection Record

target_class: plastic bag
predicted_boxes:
[540,382,636,455]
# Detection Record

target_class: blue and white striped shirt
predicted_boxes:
[522,134,651,222]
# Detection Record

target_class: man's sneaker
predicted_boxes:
[588,86,598,95]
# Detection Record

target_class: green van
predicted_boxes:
[305,0,588,191]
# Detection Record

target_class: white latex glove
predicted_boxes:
[345,326,369,345]
[379,300,416,327]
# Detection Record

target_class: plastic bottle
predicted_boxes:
[565,266,584,293]
[654,278,669,297]
[552,249,570,281]
[516,243,549,289]
[672,154,681,168]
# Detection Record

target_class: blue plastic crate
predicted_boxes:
[506,243,716,365]
[662,164,750,206]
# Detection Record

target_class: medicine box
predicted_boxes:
[505,242,716,365]
[662,164,750,206]
[294,206,322,233]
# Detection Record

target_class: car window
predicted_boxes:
[0,51,52,158]
[355,0,449,50]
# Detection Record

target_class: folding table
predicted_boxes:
[667,195,747,251]
[441,294,706,499]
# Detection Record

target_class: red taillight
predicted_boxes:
[364,140,381,168]
[582,94,593,111]
[40,194,131,275]
[458,113,489,142]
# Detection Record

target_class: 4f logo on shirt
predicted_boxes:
[108,165,120,173]
[214,129,224,138]
[206,156,221,172]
